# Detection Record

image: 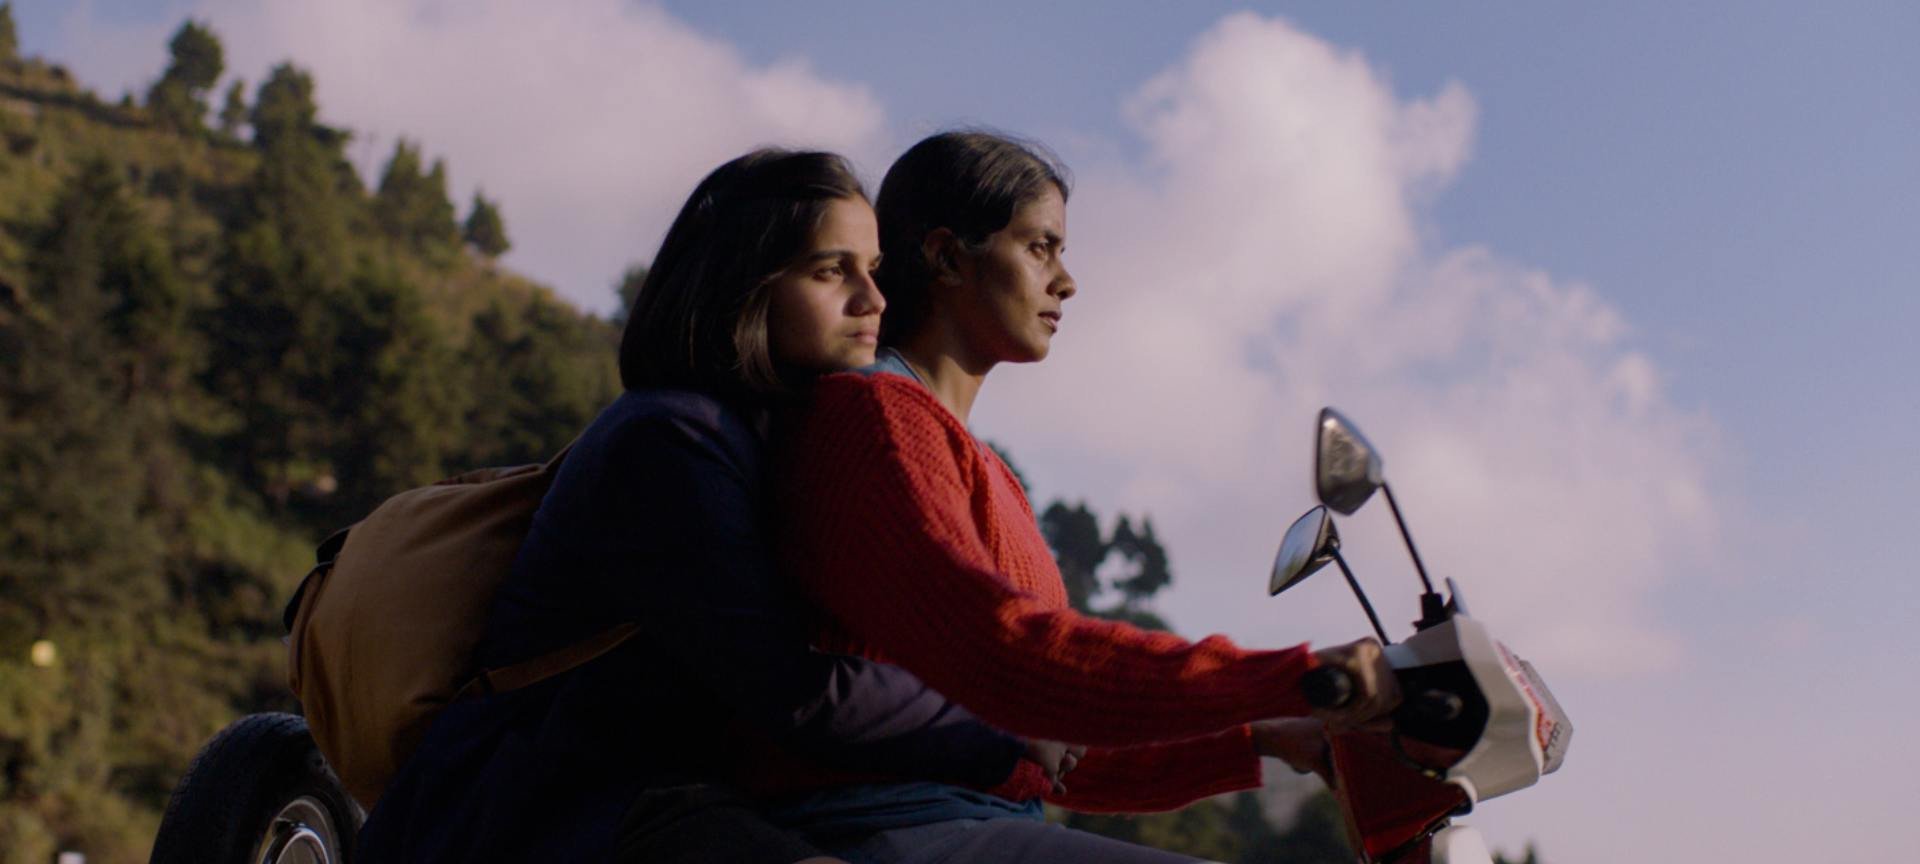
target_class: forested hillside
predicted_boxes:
[0,12,615,861]
[0,9,1541,863]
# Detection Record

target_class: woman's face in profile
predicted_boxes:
[767,196,886,373]
[949,185,1075,365]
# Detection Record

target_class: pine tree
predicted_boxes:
[146,21,224,133]
[323,261,465,516]
[250,62,319,151]
[1268,790,1356,863]
[1494,843,1544,864]
[374,139,458,256]
[462,190,510,258]
[219,78,248,141]
[0,2,18,64]
[457,295,617,468]
[164,21,223,90]
[1098,515,1173,630]
[422,157,458,250]
[612,263,649,325]
[208,62,357,505]
[2,159,179,633]
[1111,516,1173,601]
[1042,501,1105,612]
[0,301,256,858]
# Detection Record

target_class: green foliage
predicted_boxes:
[1041,501,1103,610]
[218,79,247,142]
[164,22,223,91]
[462,190,510,258]
[1038,499,1174,629]
[374,139,459,258]
[250,63,318,151]
[1105,514,1175,606]
[0,3,17,64]
[206,76,358,504]
[1495,843,1544,864]
[0,30,619,860]
[3,159,179,630]
[1053,789,1355,864]
[612,263,648,325]
[145,21,224,133]
[0,157,233,864]
[456,293,618,468]
[1261,790,1354,864]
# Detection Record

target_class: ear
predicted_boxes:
[921,227,964,286]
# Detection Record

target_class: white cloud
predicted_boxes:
[973,11,1721,680]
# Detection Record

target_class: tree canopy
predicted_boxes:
[0,26,614,861]
[145,21,224,132]
[0,3,18,63]
[218,79,248,141]
[375,139,460,257]
[463,190,510,258]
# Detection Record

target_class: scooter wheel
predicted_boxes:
[150,712,361,864]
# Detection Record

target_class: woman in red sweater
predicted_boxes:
[768,131,1402,861]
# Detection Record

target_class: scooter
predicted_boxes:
[1270,409,1572,864]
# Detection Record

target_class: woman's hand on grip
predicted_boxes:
[1251,717,1330,782]
[1309,638,1401,730]
[1024,739,1087,795]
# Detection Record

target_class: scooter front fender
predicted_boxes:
[1427,825,1493,864]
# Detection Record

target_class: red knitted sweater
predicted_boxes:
[774,371,1322,812]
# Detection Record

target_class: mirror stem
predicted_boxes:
[1381,483,1437,596]
[1332,550,1392,645]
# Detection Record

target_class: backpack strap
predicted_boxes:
[456,622,642,701]
[282,526,356,634]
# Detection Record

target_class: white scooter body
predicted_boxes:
[1383,608,1572,807]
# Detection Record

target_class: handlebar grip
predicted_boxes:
[1302,665,1354,710]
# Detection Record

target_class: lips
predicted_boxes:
[1039,311,1061,333]
[851,329,880,345]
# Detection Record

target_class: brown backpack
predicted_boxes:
[284,446,637,808]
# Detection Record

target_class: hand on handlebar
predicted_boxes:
[1024,739,1088,795]
[1251,717,1331,782]
[1308,638,1401,731]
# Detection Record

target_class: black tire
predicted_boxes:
[151,712,362,864]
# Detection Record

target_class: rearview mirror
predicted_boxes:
[1316,408,1383,515]
[1270,505,1340,596]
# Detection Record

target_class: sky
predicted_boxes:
[18,2,1920,861]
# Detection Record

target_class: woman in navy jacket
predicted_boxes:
[357,150,1042,863]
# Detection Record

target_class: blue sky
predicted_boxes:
[19,2,1919,860]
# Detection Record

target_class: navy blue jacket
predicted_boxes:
[356,389,1023,862]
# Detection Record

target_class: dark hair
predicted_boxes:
[874,130,1071,346]
[618,149,866,399]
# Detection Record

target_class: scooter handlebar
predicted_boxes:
[1302,665,1355,710]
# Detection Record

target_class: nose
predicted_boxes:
[849,269,886,316]
[1051,263,1076,302]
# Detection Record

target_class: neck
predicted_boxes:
[895,325,994,423]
